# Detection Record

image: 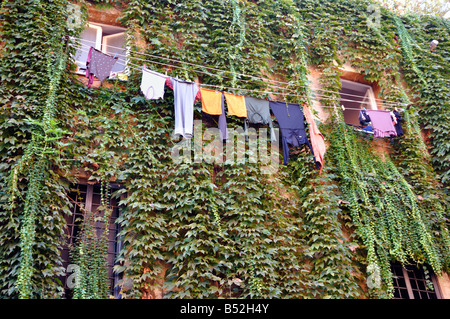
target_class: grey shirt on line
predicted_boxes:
[244,96,277,141]
[171,77,199,139]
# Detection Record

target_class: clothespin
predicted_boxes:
[341,104,345,111]
[113,52,118,59]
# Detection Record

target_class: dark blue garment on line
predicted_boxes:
[359,109,371,126]
[269,101,315,166]
[393,110,404,136]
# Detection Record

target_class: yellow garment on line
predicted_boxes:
[224,92,247,118]
[200,88,223,115]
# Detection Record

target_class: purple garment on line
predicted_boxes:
[218,93,228,140]
[86,47,118,88]
[365,110,397,138]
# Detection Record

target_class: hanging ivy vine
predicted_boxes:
[326,110,449,298]
[0,0,86,298]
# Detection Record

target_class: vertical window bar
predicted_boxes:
[61,183,121,298]
[402,267,415,299]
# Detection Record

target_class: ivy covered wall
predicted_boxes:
[0,0,449,299]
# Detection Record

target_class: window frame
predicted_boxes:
[61,183,123,299]
[73,22,129,79]
[101,31,129,78]
[339,79,378,127]
[391,262,442,299]
[340,79,378,111]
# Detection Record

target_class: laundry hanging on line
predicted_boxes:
[244,96,277,142]
[224,92,247,118]
[359,108,371,126]
[358,108,404,138]
[79,45,411,172]
[364,110,398,138]
[200,88,223,115]
[82,54,327,171]
[303,104,326,173]
[171,77,199,139]
[199,88,228,140]
[137,66,321,170]
[392,110,404,136]
[199,89,229,140]
[86,47,118,88]
[140,65,168,100]
[269,101,316,166]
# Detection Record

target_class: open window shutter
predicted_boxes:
[360,86,378,110]
[102,32,127,74]
[73,24,102,73]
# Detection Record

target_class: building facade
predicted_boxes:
[0,0,449,299]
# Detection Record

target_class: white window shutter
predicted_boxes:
[73,24,102,73]
[102,32,127,75]
[365,87,378,110]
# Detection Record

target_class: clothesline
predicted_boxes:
[74,43,407,110]
[72,38,408,107]
[123,62,394,113]
[83,45,404,172]
[78,46,279,96]
[73,41,309,95]
[77,45,404,112]
[123,59,395,111]
[71,37,409,107]
[71,36,291,86]
[312,88,407,107]
[73,39,409,107]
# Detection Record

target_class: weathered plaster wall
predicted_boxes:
[87,5,123,27]
[437,273,450,299]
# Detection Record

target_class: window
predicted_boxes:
[339,79,378,126]
[73,22,128,79]
[391,262,442,299]
[61,183,122,298]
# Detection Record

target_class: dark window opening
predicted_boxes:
[60,183,122,299]
[391,262,441,299]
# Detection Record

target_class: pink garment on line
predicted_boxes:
[303,104,327,174]
[366,110,397,138]
[86,47,94,87]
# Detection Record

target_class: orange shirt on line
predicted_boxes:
[200,88,223,115]
[224,92,247,118]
